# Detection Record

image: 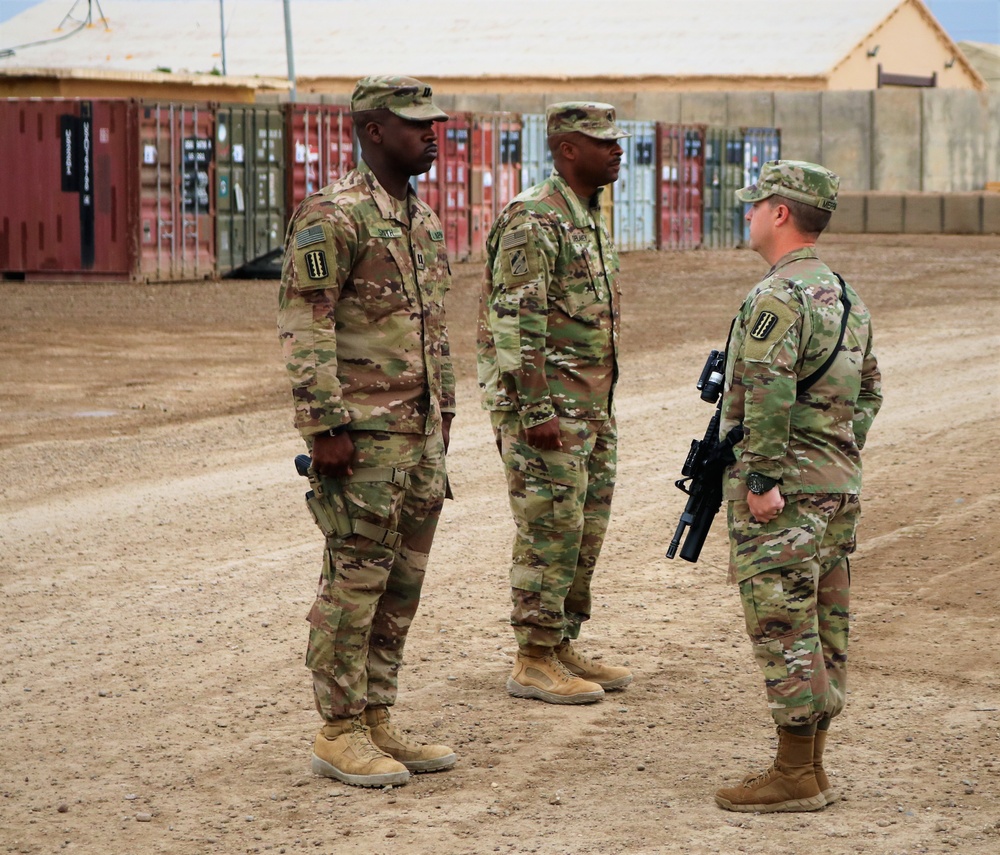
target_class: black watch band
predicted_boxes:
[746,472,779,495]
[319,424,349,438]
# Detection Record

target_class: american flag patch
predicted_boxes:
[500,229,528,250]
[295,225,325,249]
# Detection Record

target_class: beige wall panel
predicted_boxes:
[825,193,866,234]
[726,92,775,128]
[871,89,922,191]
[942,194,983,233]
[902,193,944,233]
[679,92,727,125]
[866,193,904,232]
[773,92,822,164]
[820,91,872,190]
[922,90,988,191]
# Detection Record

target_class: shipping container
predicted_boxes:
[658,124,705,250]
[1,98,136,280]
[417,113,472,261]
[702,127,746,249]
[741,127,781,244]
[613,120,657,251]
[469,112,522,261]
[214,104,286,276]
[520,113,552,192]
[136,101,216,280]
[286,103,355,210]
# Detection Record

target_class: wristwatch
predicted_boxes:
[317,424,349,439]
[746,472,780,495]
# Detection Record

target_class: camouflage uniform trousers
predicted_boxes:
[305,429,447,720]
[490,411,617,649]
[728,492,860,728]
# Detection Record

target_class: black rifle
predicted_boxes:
[666,350,742,563]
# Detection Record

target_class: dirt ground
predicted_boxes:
[1,234,999,855]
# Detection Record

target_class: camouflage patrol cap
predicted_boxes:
[546,102,630,140]
[350,75,448,122]
[735,160,839,211]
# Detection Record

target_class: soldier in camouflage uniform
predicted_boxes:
[278,75,457,788]
[713,161,883,812]
[477,103,634,705]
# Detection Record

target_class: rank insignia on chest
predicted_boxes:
[750,311,778,340]
[304,249,329,280]
[507,247,529,277]
[415,249,426,270]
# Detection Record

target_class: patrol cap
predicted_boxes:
[350,75,448,122]
[546,102,630,140]
[735,160,839,212]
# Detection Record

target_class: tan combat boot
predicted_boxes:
[363,706,457,773]
[555,640,633,690]
[506,645,605,704]
[311,716,410,788]
[714,728,827,813]
[814,725,839,804]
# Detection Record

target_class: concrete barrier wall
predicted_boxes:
[872,89,922,192]
[492,88,1000,193]
[828,192,999,235]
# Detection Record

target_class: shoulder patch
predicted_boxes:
[501,229,528,250]
[507,247,530,277]
[428,229,444,242]
[743,294,798,362]
[295,224,326,249]
[303,249,329,280]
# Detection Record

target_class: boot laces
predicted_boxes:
[548,651,580,681]
[743,764,777,788]
[348,720,390,761]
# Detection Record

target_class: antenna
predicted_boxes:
[56,0,110,33]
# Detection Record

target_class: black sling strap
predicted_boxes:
[796,272,851,398]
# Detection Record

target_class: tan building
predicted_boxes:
[0,0,985,100]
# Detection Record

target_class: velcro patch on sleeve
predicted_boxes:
[500,229,528,250]
[292,220,335,289]
[743,295,798,362]
[428,229,444,242]
[303,249,329,280]
[295,225,326,249]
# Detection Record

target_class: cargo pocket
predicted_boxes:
[507,439,584,531]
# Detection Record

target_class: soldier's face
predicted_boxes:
[573,135,624,187]
[746,198,778,257]
[381,114,439,176]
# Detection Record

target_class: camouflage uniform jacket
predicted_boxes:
[477,170,621,428]
[721,247,882,498]
[278,161,455,438]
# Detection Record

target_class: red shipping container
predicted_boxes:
[657,124,705,251]
[136,101,216,281]
[286,103,355,211]
[417,114,471,261]
[470,113,522,262]
[0,98,136,279]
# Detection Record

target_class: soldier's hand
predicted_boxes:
[524,418,562,451]
[312,431,355,478]
[748,486,785,524]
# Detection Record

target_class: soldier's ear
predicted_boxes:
[361,118,385,146]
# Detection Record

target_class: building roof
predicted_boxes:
[959,40,1000,86]
[0,0,945,82]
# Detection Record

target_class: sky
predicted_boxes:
[1,0,999,42]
